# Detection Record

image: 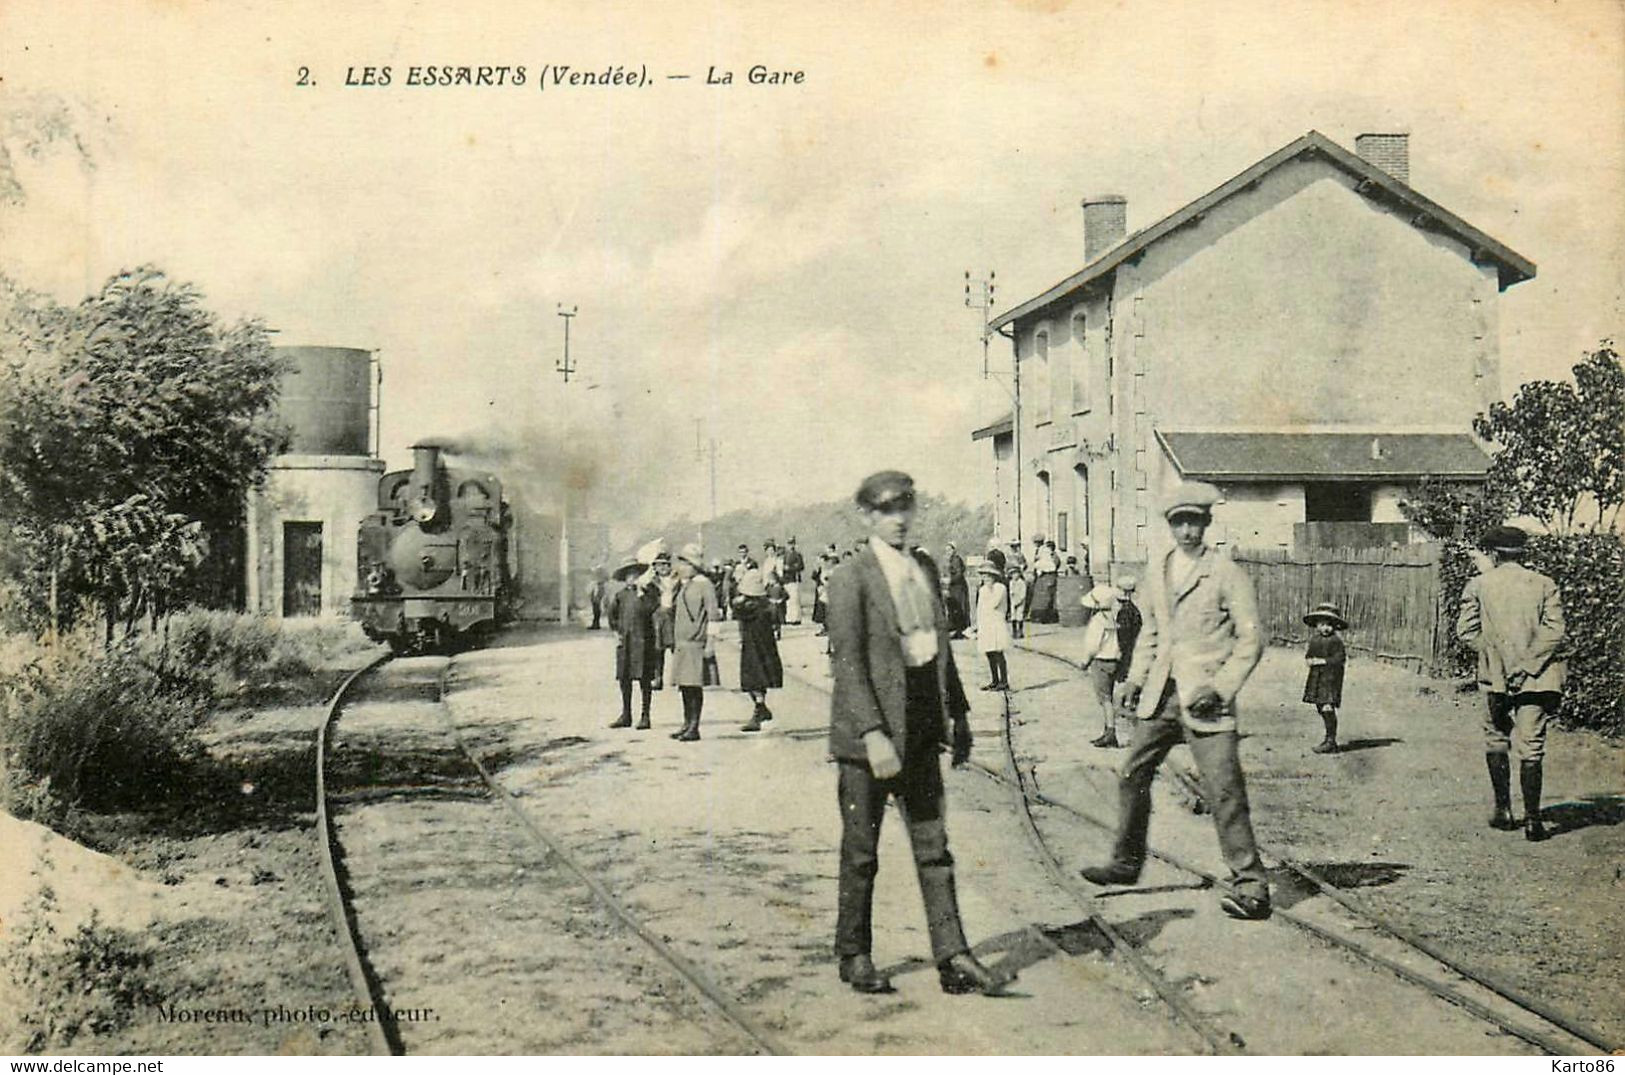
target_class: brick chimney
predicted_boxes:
[1355,133,1410,184]
[1081,195,1127,262]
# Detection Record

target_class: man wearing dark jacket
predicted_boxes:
[827,470,1009,997]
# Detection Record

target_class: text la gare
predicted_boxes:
[708,65,805,85]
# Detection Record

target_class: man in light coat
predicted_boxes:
[1079,481,1271,920]
[827,470,1008,996]
[1456,525,1566,841]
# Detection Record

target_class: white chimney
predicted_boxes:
[1081,195,1127,261]
[1355,133,1410,184]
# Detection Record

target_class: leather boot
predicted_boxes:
[838,954,893,994]
[938,952,1012,995]
[609,714,633,729]
[741,704,765,733]
[1521,760,1547,841]
[1486,753,1516,830]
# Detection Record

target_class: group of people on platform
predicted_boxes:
[595,468,1567,999]
[602,539,786,740]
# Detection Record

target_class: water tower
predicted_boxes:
[244,346,385,616]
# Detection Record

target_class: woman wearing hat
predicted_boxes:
[732,567,784,731]
[669,543,721,741]
[607,555,661,729]
[1078,584,1126,748]
[1302,603,1349,754]
[974,559,1012,691]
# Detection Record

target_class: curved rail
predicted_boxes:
[774,660,1240,1054]
[313,653,399,1056]
[1011,638,1615,1056]
[429,665,790,1056]
[993,690,1243,1054]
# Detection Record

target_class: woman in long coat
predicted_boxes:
[607,556,661,729]
[974,560,1012,690]
[944,543,971,639]
[733,568,783,731]
[669,543,720,742]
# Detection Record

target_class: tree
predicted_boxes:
[1472,342,1624,532]
[0,267,288,637]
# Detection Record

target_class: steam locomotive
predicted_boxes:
[351,442,514,653]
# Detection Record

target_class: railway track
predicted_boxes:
[312,653,790,1056]
[1004,638,1616,1056]
[772,658,1239,1055]
[776,642,1612,1056]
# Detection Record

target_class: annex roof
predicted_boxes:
[1156,429,1491,483]
[991,131,1536,331]
[971,412,1014,442]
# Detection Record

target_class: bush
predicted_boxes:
[138,609,380,698]
[0,635,212,816]
[1439,532,1625,736]
[2,882,160,1052]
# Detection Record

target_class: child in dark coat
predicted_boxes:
[1302,603,1348,754]
[733,568,783,731]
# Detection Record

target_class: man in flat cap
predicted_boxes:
[1080,480,1271,920]
[1456,525,1566,841]
[826,469,1009,996]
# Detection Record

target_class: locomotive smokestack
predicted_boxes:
[409,442,447,526]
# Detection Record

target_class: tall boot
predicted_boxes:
[742,700,766,733]
[1486,753,1515,830]
[676,688,703,741]
[1312,708,1338,753]
[636,682,652,729]
[610,681,633,728]
[671,688,695,739]
[1520,760,1547,841]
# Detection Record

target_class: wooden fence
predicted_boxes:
[1231,544,1445,672]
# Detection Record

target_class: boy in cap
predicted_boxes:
[1080,481,1272,920]
[1457,525,1566,841]
[827,469,1009,996]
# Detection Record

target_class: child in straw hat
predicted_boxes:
[1302,603,1349,754]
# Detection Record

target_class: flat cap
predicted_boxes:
[1162,480,1222,519]
[1482,525,1527,552]
[854,469,916,510]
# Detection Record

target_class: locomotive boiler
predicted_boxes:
[352,442,513,652]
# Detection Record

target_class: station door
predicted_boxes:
[283,521,324,617]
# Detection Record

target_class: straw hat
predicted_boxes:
[1081,584,1121,610]
[976,560,1003,579]
[611,554,645,581]
[1302,603,1349,630]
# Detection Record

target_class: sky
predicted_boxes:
[2,0,1621,535]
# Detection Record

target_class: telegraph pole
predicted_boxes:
[694,420,718,548]
[966,270,1020,544]
[555,304,578,626]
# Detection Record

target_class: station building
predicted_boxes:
[974,131,1535,574]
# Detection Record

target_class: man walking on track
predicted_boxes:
[1456,525,1566,842]
[826,469,1009,997]
[1079,480,1272,921]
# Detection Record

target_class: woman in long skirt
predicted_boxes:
[733,568,783,731]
